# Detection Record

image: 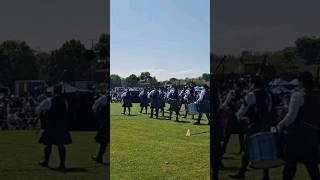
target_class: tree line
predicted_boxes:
[211,36,320,76]
[110,72,210,88]
[0,34,109,88]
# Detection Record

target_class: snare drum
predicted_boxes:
[187,103,198,115]
[248,132,284,169]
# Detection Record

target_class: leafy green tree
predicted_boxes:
[110,74,122,88]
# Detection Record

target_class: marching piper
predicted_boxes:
[92,90,110,164]
[121,89,132,116]
[148,87,160,119]
[36,84,72,169]
[166,87,180,121]
[139,88,149,114]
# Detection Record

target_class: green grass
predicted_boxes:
[0,130,108,180]
[110,103,210,180]
[111,103,315,180]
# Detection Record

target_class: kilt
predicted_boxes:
[39,129,72,145]
[122,99,132,107]
[140,99,150,107]
[169,99,180,112]
[283,124,319,163]
[95,127,108,145]
[150,99,160,109]
[159,99,166,108]
[198,100,210,114]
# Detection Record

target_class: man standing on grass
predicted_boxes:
[139,88,149,114]
[121,89,132,116]
[194,84,210,125]
[166,86,180,121]
[37,84,72,169]
[92,90,110,164]
[148,86,160,119]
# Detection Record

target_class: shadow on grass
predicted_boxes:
[191,131,208,136]
[49,167,88,173]
[175,120,190,124]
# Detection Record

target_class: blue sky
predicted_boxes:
[110,0,210,81]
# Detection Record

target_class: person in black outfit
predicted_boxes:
[276,72,320,180]
[167,87,180,121]
[121,90,132,116]
[230,76,272,180]
[159,88,166,117]
[182,86,196,119]
[139,88,149,114]
[37,84,72,169]
[195,84,210,125]
[148,87,160,119]
[92,92,110,164]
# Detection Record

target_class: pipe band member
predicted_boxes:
[121,89,132,116]
[183,86,196,119]
[276,72,320,180]
[167,87,180,121]
[230,76,272,180]
[92,92,110,164]
[148,87,160,119]
[194,84,210,125]
[36,84,71,169]
[139,88,150,114]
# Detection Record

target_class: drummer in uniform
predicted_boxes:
[36,84,72,169]
[166,87,180,121]
[230,76,272,180]
[139,88,149,114]
[220,81,246,155]
[182,86,196,119]
[121,89,132,116]
[194,84,210,125]
[276,72,320,180]
[92,90,110,164]
[148,87,160,119]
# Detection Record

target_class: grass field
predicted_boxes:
[110,103,314,180]
[0,130,108,180]
[110,103,210,180]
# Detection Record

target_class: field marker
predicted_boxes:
[186,129,191,137]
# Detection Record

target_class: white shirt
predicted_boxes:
[236,91,256,120]
[92,95,109,113]
[277,88,305,129]
[36,96,68,115]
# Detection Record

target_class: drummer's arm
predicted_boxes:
[195,91,204,104]
[277,92,303,130]
[221,91,233,109]
[236,92,255,120]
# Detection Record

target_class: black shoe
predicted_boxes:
[38,161,49,168]
[182,116,187,119]
[193,122,200,125]
[229,173,245,179]
[58,164,66,170]
[150,116,153,118]
[92,156,103,164]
